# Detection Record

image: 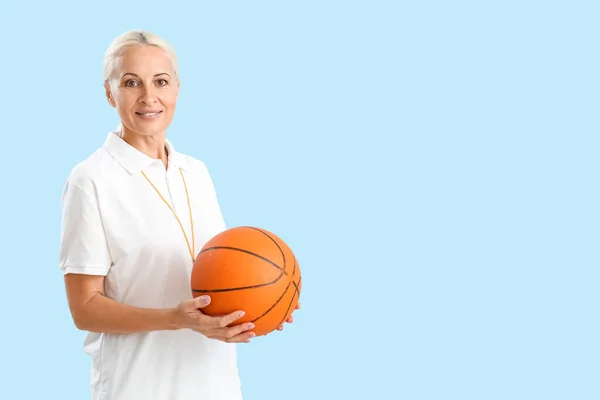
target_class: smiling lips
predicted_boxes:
[136,110,163,118]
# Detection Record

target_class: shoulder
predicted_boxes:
[174,152,222,198]
[63,147,111,197]
[176,152,214,179]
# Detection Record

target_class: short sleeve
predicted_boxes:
[59,177,112,276]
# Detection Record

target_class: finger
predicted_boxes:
[225,329,256,343]
[295,302,300,310]
[216,321,255,340]
[276,325,283,331]
[286,315,294,323]
[194,327,254,343]
[213,310,246,329]
[194,295,211,309]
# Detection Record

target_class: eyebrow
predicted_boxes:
[121,72,172,78]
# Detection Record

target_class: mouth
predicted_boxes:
[135,110,163,118]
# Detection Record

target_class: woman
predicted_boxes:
[59,29,297,400]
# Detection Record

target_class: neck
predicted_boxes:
[121,127,168,167]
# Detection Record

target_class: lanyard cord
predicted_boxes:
[140,168,196,262]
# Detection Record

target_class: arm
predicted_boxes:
[59,171,254,341]
[60,176,176,334]
[64,273,254,341]
[64,273,177,334]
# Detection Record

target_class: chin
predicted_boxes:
[130,119,171,136]
[138,127,168,136]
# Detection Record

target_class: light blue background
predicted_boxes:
[1,1,598,399]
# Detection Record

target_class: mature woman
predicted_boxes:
[59,29,296,400]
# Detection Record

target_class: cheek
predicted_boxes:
[161,89,179,109]
[115,92,138,113]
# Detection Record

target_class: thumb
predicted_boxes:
[193,295,211,309]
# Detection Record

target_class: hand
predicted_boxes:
[276,301,300,331]
[172,295,255,343]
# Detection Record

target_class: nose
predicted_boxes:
[139,85,158,104]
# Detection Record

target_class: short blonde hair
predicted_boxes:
[103,29,179,135]
[103,29,180,83]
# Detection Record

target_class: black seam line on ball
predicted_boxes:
[272,258,301,328]
[192,245,285,292]
[199,246,286,274]
[247,227,288,275]
[191,270,283,293]
[251,276,294,323]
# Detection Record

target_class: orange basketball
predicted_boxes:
[190,226,302,337]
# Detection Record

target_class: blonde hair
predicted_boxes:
[103,29,179,135]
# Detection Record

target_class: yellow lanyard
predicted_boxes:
[141,168,196,262]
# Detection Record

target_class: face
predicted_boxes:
[104,45,180,138]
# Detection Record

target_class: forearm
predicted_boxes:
[73,292,179,334]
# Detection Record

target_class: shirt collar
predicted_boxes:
[102,131,189,174]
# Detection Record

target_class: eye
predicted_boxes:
[157,78,168,86]
[124,79,139,87]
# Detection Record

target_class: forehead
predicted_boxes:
[116,45,175,77]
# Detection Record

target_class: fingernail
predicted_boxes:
[247,323,255,329]
[199,296,208,303]
[238,311,245,318]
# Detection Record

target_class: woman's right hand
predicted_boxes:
[172,295,256,343]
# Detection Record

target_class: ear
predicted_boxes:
[104,81,116,108]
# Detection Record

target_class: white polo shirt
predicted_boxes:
[59,132,242,400]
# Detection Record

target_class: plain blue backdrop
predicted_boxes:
[0,1,598,399]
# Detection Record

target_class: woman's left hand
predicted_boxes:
[276,302,300,331]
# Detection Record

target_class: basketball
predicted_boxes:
[190,226,302,337]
